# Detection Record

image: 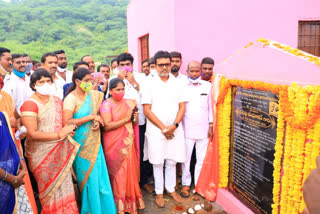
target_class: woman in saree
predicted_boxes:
[20,68,79,213]
[1,67,38,214]
[63,67,116,214]
[0,111,26,214]
[100,78,145,214]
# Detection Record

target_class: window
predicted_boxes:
[140,34,149,62]
[298,21,320,56]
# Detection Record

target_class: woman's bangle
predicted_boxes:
[57,132,61,139]
[1,171,7,182]
[19,157,25,161]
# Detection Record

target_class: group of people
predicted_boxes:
[1,45,320,214]
[0,46,215,214]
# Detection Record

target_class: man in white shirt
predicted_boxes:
[141,59,150,76]
[201,57,215,82]
[0,47,12,84]
[113,53,155,193]
[142,50,187,207]
[40,52,62,99]
[3,54,33,115]
[181,60,213,200]
[54,50,73,84]
[170,51,188,82]
[81,55,96,73]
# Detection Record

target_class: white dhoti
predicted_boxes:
[181,137,209,187]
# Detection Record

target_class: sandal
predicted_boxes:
[193,192,201,201]
[155,194,165,208]
[169,191,184,203]
[180,185,190,198]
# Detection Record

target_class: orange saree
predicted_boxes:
[195,74,222,201]
[100,99,145,214]
[0,90,38,213]
[20,96,80,213]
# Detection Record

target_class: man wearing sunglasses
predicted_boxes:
[142,50,187,208]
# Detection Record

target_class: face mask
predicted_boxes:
[113,67,119,75]
[26,63,33,73]
[112,91,125,101]
[79,81,92,92]
[150,69,157,76]
[188,76,201,84]
[35,83,54,96]
[12,66,26,78]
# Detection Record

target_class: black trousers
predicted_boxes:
[139,124,153,186]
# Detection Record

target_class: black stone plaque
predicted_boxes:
[229,86,279,214]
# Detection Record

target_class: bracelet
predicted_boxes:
[19,157,25,161]
[1,171,7,182]
[14,176,17,184]
[57,132,61,139]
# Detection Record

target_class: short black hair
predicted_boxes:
[141,59,148,65]
[81,55,91,61]
[32,60,39,66]
[111,57,118,65]
[109,78,125,91]
[154,51,171,64]
[73,61,89,71]
[30,68,53,91]
[117,53,134,65]
[148,57,155,65]
[21,53,29,57]
[53,50,65,55]
[170,51,182,59]
[97,64,110,72]
[41,52,57,63]
[0,47,10,58]
[201,57,214,66]
[12,54,23,62]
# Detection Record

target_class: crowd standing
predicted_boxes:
[1,46,317,214]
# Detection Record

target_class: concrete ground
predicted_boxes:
[138,186,227,214]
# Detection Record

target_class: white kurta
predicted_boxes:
[141,74,187,164]
[2,72,33,115]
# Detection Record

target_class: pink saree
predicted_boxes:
[20,96,80,213]
[100,99,144,214]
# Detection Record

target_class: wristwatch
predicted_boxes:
[173,122,179,128]
[132,83,138,88]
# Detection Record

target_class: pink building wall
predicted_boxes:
[127,0,175,72]
[127,0,320,74]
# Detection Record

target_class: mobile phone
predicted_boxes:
[131,106,138,121]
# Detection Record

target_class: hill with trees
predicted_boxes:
[0,0,129,68]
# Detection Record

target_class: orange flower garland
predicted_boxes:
[280,85,320,130]
[216,75,320,214]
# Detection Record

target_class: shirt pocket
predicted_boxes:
[200,93,208,108]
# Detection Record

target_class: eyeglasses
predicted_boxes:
[156,63,171,68]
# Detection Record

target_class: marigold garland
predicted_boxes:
[218,85,232,188]
[256,38,320,67]
[280,84,320,130]
[215,75,320,214]
[271,99,284,214]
